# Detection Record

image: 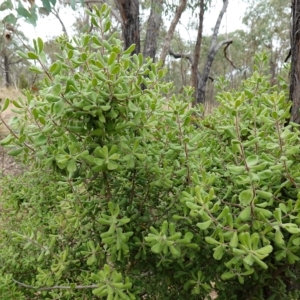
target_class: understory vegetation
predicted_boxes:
[0,5,300,300]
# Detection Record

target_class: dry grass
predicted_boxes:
[0,87,24,102]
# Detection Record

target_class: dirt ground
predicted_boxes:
[0,88,24,177]
[0,148,24,177]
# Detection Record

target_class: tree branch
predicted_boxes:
[159,0,187,64]
[168,49,193,64]
[223,40,239,70]
[196,0,229,104]
[8,58,23,66]
[51,7,68,37]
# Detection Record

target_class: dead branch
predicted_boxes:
[168,49,193,64]
[223,40,240,70]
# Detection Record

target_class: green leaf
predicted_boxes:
[1,98,10,112]
[35,134,47,146]
[221,272,236,280]
[246,155,259,166]
[229,231,239,248]
[128,101,138,112]
[213,245,224,260]
[3,13,17,25]
[41,0,52,11]
[70,0,76,9]
[227,165,245,175]
[0,0,13,11]
[17,7,31,18]
[52,83,62,96]
[123,44,136,55]
[16,50,28,59]
[104,20,111,32]
[239,206,251,221]
[151,242,163,254]
[53,100,64,114]
[67,159,77,174]
[239,189,253,205]
[107,160,119,170]
[8,147,24,156]
[243,254,254,266]
[45,94,61,102]
[29,65,44,74]
[49,61,62,75]
[37,37,44,54]
[108,52,117,65]
[205,237,219,245]
[196,220,212,230]
[0,134,14,145]
[27,52,39,60]
[282,224,300,234]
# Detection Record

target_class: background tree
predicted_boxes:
[242,0,290,85]
[290,0,300,124]
[0,24,31,88]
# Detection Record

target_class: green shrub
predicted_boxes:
[0,5,300,300]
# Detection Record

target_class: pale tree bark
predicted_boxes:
[289,0,300,124]
[143,0,163,61]
[159,0,187,64]
[115,0,140,54]
[196,0,229,104]
[191,0,204,103]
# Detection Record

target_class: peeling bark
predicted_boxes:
[143,0,163,61]
[115,0,140,54]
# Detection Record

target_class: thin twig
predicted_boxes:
[12,279,97,290]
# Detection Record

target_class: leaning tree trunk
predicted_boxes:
[196,0,229,104]
[289,0,300,124]
[159,0,187,65]
[143,0,163,61]
[115,0,140,55]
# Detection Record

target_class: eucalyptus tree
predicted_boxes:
[242,0,290,84]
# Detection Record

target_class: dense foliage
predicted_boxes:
[1,5,300,300]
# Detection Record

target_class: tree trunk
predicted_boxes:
[289,0,300,124]
[196,0,229,104]
[191,0,204,104]
[115,0,140,55]
[159,0,187,65]
[143,0,163,62]
[4,50,10,88]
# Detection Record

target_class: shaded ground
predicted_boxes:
[0,147,24,177]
